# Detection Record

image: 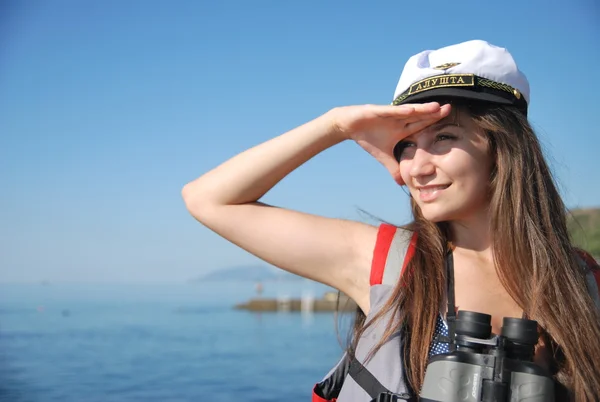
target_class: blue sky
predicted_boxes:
[1,0,598,282]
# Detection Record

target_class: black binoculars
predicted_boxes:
[419,310,554,402]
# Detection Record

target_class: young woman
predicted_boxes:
[182,40,600,401]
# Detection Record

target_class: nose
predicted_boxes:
[409,148,435,179]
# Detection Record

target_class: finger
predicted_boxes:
[370,104,416,117]
[391,169,405,186]
[370,101,440,117]
[406,102,443,114]
[404,112,448,134]
[384,105,451,141]
[377,153,402,177]
[374,102,445,120]
[386,103,451,127]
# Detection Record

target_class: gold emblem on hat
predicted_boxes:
[513,89,521,99]
[433,62,461,70]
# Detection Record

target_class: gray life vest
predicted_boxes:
[311,225,600,402]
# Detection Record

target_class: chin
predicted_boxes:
[418,204,460,223]
[421,213,451,223]
[419,200,489,223]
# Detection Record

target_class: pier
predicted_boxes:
[234,291,357,312]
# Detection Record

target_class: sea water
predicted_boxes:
[0,281,354,402]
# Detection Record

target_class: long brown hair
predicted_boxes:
[346,102,600,400]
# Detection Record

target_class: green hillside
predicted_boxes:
[568,208,600,258]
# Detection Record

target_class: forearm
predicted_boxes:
[182,111,344,208]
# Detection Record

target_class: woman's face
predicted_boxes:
[396,108,493,223]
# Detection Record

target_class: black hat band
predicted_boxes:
[391,73,528,112]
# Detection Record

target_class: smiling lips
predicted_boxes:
[417,184,451,202]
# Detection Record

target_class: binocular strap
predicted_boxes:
[445,250,457,351]
[348,358,414,401]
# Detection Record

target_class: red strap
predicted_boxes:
[370,224,418,286]
[576,249,600,288]
[370,224,397,286]
[312,385,336,402]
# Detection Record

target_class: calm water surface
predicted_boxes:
[0,281,353,402]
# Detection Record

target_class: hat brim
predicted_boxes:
[395,87,527,115]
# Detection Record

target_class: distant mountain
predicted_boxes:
[568,207,600,258]
[191,265,303,282]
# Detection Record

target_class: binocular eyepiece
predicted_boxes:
[454,311,538,360]
[419,311,554,402]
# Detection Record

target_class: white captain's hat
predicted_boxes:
[392,40,530,115]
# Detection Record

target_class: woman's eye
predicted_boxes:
[393,141,415,161]
[435,133,456,142]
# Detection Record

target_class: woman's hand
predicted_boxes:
[327,102,451,184]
